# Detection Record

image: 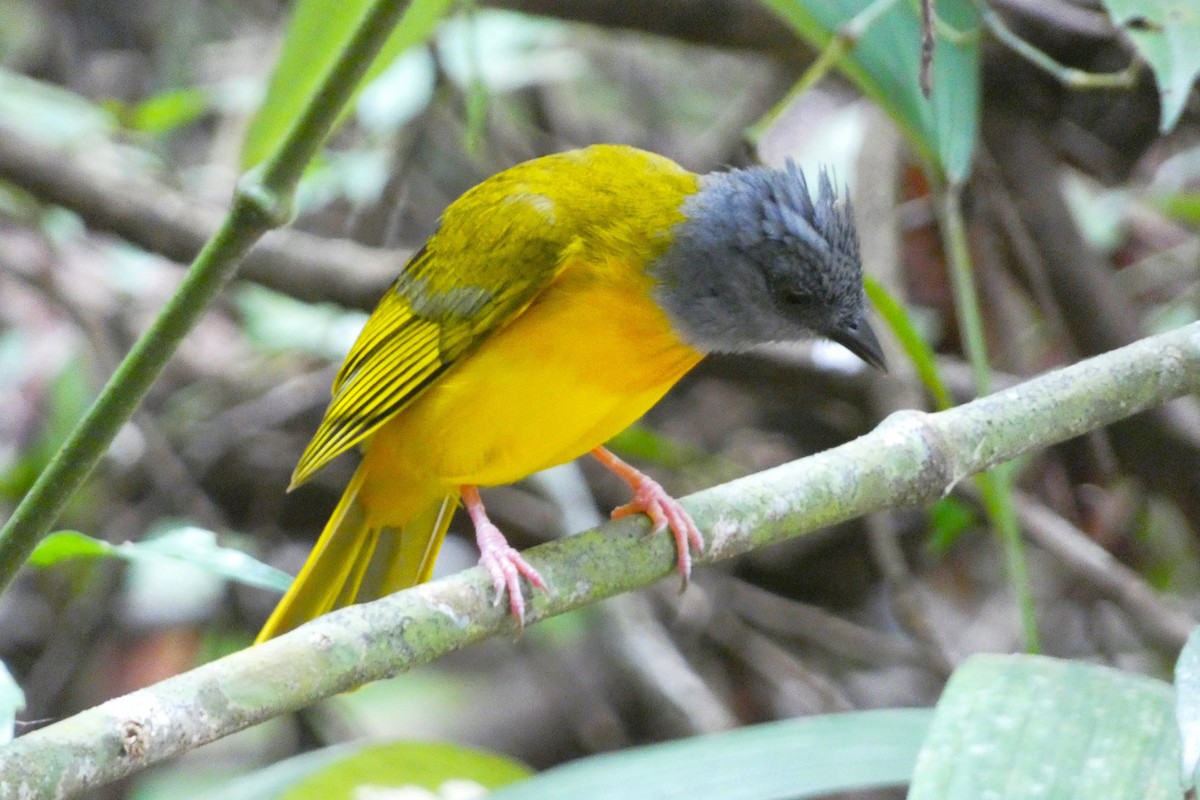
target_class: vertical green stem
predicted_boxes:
[976,467,1035,647]
[939,186,1040,652]
[940,188,991,394]
[0,205,265,582]
[0,0,420,591]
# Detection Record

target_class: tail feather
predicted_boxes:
[331,526,380,610]
[356,495,455,601]
[256,467,455,643]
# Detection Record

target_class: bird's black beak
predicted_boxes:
[829,318,887,372]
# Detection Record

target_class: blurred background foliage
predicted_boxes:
[1,0,1199,797]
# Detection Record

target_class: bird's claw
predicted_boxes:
[610,472,704,589]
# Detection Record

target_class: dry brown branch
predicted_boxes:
[0,129,398,310]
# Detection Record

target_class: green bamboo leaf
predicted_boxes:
[1101,0,1200,132]
[28,527,291,592]
[132,527,292,593]
[283,741,530,799]
[865,276,952,410]
[27,530,114,565]
[756,0,980,183]
[241,0,455,169]
[489,710,932,800]
[122,87,210,136]
[910,653,1180,799]
[191,741,530,800]
[1155,191,1200,224]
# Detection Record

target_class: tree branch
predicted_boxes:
[1,321,1198,798]
[0,127,398,310]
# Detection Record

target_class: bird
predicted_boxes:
[255,144,885,642]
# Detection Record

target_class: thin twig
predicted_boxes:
[748,0,902,146]
[731,578,941,672]
[919,0,935,97]
[708,608,856,715]
[990,0,1116,40]
[604,592,739,734]
[1010,490,1195,652]
[975,0,1138,90]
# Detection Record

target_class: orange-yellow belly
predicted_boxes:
[356,259,703,526]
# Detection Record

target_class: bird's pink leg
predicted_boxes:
[591,447,705,587]
[461,485,548,627]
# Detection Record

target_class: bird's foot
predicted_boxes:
[591,447,704,588]
[462,485,548,628]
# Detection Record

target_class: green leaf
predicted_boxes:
[756,0,980,183]
[240,0,456,169]
[133,526,292,593]
[1101,0,1200,132]
[1175,626,1200,790]
[926,496,978,553]
[188,744,361,800]
[909,653,1181,799]
[0,67,114,144]
[283,741,530,799]
[0,661,25,746]
[489,709,932,800]
[865,276,952,410]
[28,527,292,593]
[121,87,210,136]
[192,740,530,800]
[28,530,115,565]
[1154,191,1200,224]
[607,424,709,471]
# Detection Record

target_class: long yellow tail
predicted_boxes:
[256,465,455,643]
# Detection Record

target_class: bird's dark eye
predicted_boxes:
[780,287,813,306]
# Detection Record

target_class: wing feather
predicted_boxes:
[290,146,700,489]
[290,225,569,489]
[291,292,447,487]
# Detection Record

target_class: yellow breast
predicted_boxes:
[356,253,703,524]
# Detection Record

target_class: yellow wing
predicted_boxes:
[290,213,569,487]
[289,145,699,488]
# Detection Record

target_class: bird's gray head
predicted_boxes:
[652,162,885,370]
